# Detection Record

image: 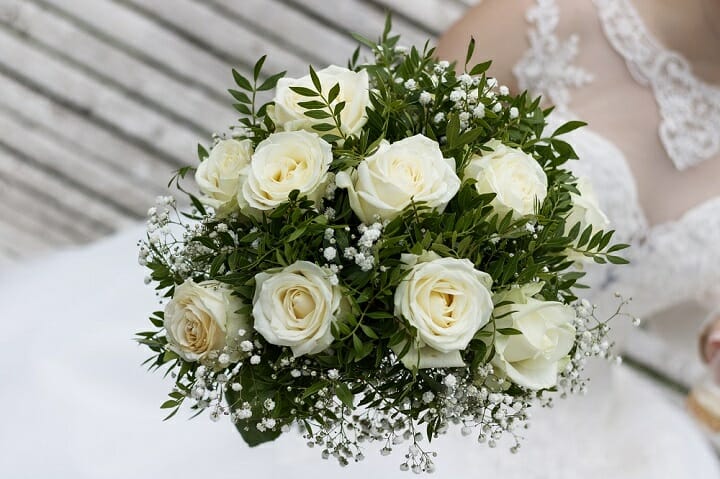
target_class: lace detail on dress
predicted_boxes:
[593,0,720,170]
[513,0,594,109]
[613,197,720,318]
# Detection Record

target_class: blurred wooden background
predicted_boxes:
[0,0,479,266]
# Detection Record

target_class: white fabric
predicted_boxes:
[0,227,717,478]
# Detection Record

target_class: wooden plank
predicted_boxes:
[0,215,59,256]
[3,0,235,136]
[0,180,78,246]
[0,26,199,165]
[0,146,132,232]
[36,0,238,101]
[283,0,432,47]
[206,0,358,67]
[119,0,312,77]
[0,72,180,195]
[0,177,95,242]
[0,106,151,217]
[369,0,468,35]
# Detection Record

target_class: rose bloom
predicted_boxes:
[336,135,461,223]
[240,130,332,212]
[394,251,494,369]
[195,139,253,217]
[492,283,576,390]
[164,279,249,363]
[564,177,611,264]
[252,261,341,357]
[465,139,548,219]
[270,65,369,137]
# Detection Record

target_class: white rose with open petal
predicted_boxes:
[270,65,369,137]
[393,251,493,370]
[253,261,341,357]
[241,131,332,212]
[336,135,461,223]
[195,139,253,217]
[565,177,611,263]
[492,283,576,390]
[465,139,548,219]
[164,279,249,363]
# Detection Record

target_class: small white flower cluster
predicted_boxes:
[141,195,176,255]
[555,296,636,398]
[298,360,535,472]
[342,222,383,272]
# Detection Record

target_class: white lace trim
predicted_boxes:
[615,196,720,318]
[513,0,593,109]
[593,0,720,170]
[516,0,720,170]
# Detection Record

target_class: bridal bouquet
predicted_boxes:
[137,19,628,472]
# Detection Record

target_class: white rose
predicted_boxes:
[492,283,576,390]
[336,135,461,223]
[195,139,253,217]
[253,261,341,357]
[270,65,370,137]
[394,251,494,370]
[164,279,249,363]
[565,177,611,263]
[465,139,548,219]
[241,131,332,211]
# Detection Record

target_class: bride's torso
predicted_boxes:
[439,0,720,325]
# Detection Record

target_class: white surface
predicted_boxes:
[0,226,718,478]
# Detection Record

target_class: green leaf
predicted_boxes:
[287,226,307,242]
[228,89,251,104]
[304,110,332,119]
[465,36,475,67]
[328,83,340,104]
[253,55,267,81]
[469,60,492,76]
[382,12,392,38]
[232,69,253,91]
[258,71,286,91]
[552,121,587,137]
[233,416,282,447]
[352,334,363,355]
[321,134,343,143]
[309,65,322,92]
[577,225,593,248]
[360,324,379,339]
[497,328,523,335]
[301,380,330,399]
[189,194,207,216]
[607,255,630,265]
[234,103,252,115]
[297,100,326,109]
[607,243,630,253]
[351,33,375,49]
[197,143,209,161]
[312,123,336,132]
[335,383,354,409]
[289,86,318,97]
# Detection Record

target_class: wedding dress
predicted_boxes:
[1,1,719,478]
